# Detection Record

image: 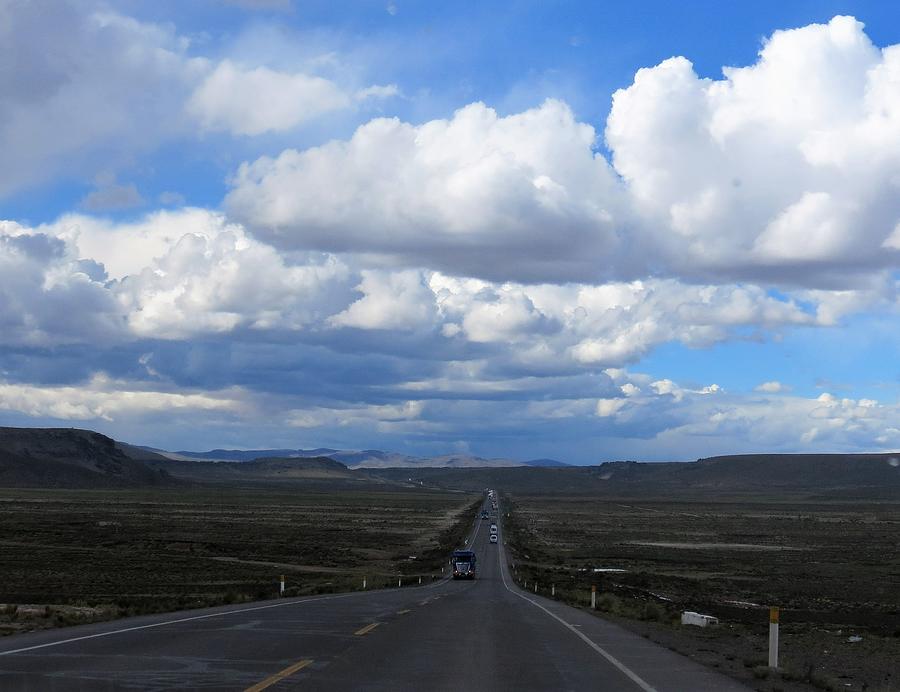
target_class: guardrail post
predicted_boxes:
[591,584,597,610]
[769,606,780,668]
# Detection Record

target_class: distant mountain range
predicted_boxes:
[154,446,569,469]
[1,426,898,496]
[0,426,568,489]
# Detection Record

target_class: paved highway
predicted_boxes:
[0,498,749,691]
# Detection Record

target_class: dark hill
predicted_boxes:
[142,454,389,488]
[523,458,569,467]
[0,427,175,488]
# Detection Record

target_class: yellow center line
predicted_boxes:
[245,658,313,692]
[354,622,380,636]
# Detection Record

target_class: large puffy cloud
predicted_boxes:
[429,274,819,368]
[607,15,900,285]
[117,232,350,338]
[226,99,626,282]
[0,210,354,346]
[38,209,353,340]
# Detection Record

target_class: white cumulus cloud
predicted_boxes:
[330,270,436,331]
[607,15,900,286]
[226,99,625,282]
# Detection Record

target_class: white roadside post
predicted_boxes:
[551,584,556,597]
[279,575,285,596]
[534,582,538,594]
[591,584,597,610]
[398,575,402,588]
[363,576,367,590]
[769,606,780,668]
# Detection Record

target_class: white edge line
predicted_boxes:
[496,499,658,692]
[0,497,486,656]
[0,591,363,657]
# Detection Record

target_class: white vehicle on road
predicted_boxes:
[489,534,498,544]
[489,523,498,535]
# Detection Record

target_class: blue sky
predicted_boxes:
[3,1,900,462]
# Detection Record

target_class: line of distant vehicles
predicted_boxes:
[452,489,498,579]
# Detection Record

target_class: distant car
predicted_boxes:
[480,510,489,519]
[489,534,498,544]
[489,524,498,535]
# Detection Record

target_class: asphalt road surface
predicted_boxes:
[0,499,749,691]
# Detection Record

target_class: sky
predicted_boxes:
[3,0,900,463]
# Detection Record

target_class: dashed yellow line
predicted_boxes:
[245,658,313,692]
[354,622,380,636]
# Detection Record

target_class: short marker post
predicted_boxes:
[551,584,555,597]
[279,575,285,597]
[534,582,538,594]
[363,576,367,590]
[591,584,597,610]
[768,606,780,668]
[418,576,422,585]
[398,575,402,588]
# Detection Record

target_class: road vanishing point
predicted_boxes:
[0,501,749,691]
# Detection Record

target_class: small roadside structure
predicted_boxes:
[681,611,719,628]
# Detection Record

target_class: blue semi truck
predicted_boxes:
[451,549,477,579]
